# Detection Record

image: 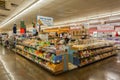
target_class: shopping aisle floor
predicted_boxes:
[0,46,120,80]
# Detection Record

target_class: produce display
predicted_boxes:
[16,39,68,73]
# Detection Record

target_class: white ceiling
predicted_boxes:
[0,0,24,21]
[1,0,120,31]
[0,0,37,29]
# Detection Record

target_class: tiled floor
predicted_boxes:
[0,46,120,80]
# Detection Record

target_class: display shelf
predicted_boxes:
[12,49,16,52]
[15,37,117,74]
[79,47,116,59]
[71,41,117,67]
[17,42,37,50]
[23,50,61,64]
[72,45,113,51]
[79,50,114,60]
[68,63,78,70]
[14,50,57,73]
[15,43,65,74]
[16,46,62,64]
[42,47,65,55]
[80,52,117,67]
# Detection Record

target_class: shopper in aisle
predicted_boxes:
[4,34,9,48]
[13,36,16,48]
[55,32,58,37]
[13,24,17,34]
[64,33,69,44]
[67,33,71,40]
[32,26,38,36]
[115,32,119,37]
[60,33,63,39]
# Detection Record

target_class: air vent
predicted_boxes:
[11,3,18,7]
[0,13,7,17]
[0,0,10,11]
[0,0,5,8]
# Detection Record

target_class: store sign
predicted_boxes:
[37,16,53,26]
[97,24,114,31]
[70,26,81,30]
[89,27,97,34]
[115,27,120,31]
[82,23,89,28]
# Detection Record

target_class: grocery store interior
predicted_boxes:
[1,0,120,80]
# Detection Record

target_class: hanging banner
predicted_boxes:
[20,21,26,34]
[37,16,53,26]
[20,21,26,28]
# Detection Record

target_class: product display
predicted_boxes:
[15,38,69,74]
[71,41,117,66]
[70,26,89,39]
[99,37,120,50]
[10,26,117,75]
[0,24,117,75]
[1,0,120,79]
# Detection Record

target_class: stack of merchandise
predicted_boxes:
[16,39,68,73]
[14,26,117,74]
[71,26,89,39]
[71,41,117,66]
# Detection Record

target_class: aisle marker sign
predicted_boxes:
[37,16,53,26]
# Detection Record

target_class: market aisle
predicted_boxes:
[0,46,120,80]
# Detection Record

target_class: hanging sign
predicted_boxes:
[37,16,53,26]
[20,21,26,28]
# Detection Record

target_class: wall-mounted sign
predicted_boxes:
[70,26,81,30]
[115,27,120,31]
[82,23,89,28]
[37,16,53,26]
[97,24,114,31]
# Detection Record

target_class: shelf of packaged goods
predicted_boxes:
[88,45,114,50]
[17,43,37,50]
[78,45,114,51]
[15,51,33,61]
[14,50,56,73]
[75,34,88,36]
[79,49,116,59]
[80,52,117,67]
[16,47,62,64]
[16,47,23,50]
[23,50,61,64]
[72,43,115,51]
[12,49,16,52]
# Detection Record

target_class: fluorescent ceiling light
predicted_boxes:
[0,0,42,28]
[54,11,120,26]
